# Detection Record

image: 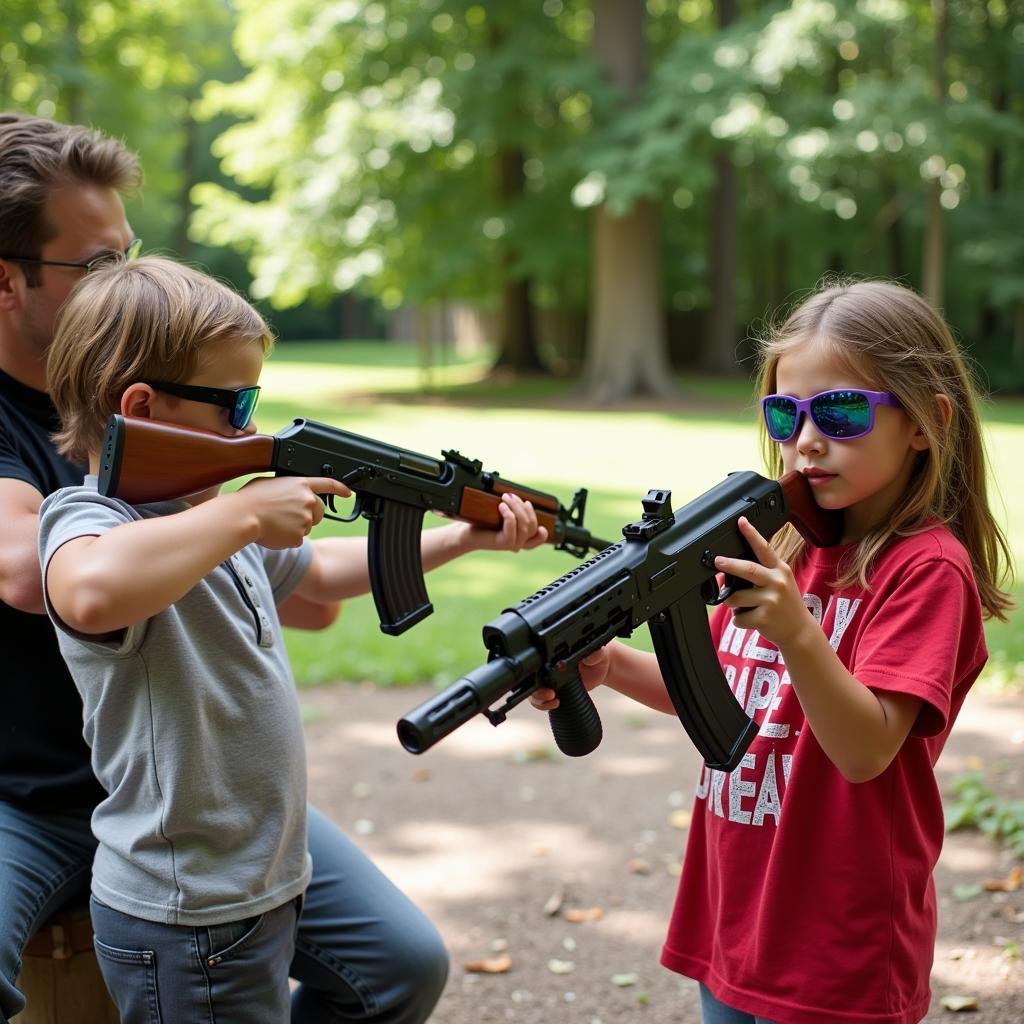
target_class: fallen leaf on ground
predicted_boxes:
[983,867,1022,892]
[547,959,575,975]
[952,882,984,902]
[564,906,604,923]
[542,890,564,916]
[464,953,512,974]
[669,809,692,829]
[611,973,639,987]
[939,995,979,1012]
[512,746,559,763]
[627,858,652,875]
[410,768,432,782]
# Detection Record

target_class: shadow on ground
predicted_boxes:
[301,685,1024,1024]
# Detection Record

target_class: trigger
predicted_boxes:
[715,574,745,602]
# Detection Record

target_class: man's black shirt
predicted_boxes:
[0,366,104,810]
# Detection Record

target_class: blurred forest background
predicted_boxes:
[2,0,1022,401]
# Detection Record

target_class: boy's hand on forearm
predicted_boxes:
[236,476,351,549]
[464,493,549,553]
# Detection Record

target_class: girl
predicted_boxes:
[534,279,1013,1024]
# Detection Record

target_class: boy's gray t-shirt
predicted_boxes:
[38,482,313,926]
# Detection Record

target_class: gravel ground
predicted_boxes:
[301,683,1024,1024]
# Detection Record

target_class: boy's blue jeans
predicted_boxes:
[90,895,300,1023]
[0,802,448,1024]
[700,985,779,1024]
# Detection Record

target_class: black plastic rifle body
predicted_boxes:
[97,414,612,635]
[397,470,841,771]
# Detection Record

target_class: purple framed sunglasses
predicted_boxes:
[761,388,901,442]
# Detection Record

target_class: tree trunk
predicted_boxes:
[583,199,674,402]
[175,89,200,259]
[63,2,85,124]
[492,147,544,372]
[922,0,948,308]
[703,0,739,375]
[705,150,739,373]
[978,0,1008,345]
[581,0,674,402]
[487,14,542,375]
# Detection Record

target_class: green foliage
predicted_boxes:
[191,0,597,310]
[0,0,241,267]
[946,771,1024,859]
[4,0,1023,378]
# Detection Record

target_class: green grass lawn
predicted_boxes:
[258,341,1023,693]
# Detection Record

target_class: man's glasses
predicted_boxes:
[761,389,901,442]
[144,381,261,431]
[0,237,143,273]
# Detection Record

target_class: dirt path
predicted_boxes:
[300,684,1024,1023]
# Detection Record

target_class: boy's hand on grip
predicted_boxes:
[240,476,352,549]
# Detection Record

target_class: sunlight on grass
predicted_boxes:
[262,353,491,403]
[265,342,1023,693]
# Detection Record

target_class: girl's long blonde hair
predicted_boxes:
[756,278,1013,621]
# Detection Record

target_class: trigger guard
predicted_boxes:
[703,574,743,606]
[322,492,363,523]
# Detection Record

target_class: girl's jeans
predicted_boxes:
[0,803,448,1024]
[90,895,300,1024]
[700,984,779,1024]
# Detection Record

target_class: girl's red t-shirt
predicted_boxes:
[660,525,988,1024]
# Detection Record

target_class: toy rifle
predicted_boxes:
[397,470,842,771]
[97,414,613,635]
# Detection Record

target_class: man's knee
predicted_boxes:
[397,924,448,1011]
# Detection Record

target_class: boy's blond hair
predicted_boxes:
[48,256,272,463]
[755,277,1013,621]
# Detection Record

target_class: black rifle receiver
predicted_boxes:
[97,414,613,637]
[397,470,841,771]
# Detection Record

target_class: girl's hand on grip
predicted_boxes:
[715,516,811,648]
[529,644,613,711]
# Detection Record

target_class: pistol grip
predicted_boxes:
[548,675,603,757]
[367,501,433,635]
[649,590,757,772]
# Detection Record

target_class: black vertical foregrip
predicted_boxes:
[367,501,433,635]
[548,676,603,757]
[649,589,758,772]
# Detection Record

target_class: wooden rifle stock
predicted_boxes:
[100,417,275,504]
[778,470,843,548]
[99,416,615,555]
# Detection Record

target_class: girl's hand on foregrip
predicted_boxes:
[240,476,351,549]
[529,645,612,711]
[716,516,812,648]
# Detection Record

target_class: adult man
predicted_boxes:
[0,113,448,1023]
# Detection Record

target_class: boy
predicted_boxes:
[40,255,544,1021]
